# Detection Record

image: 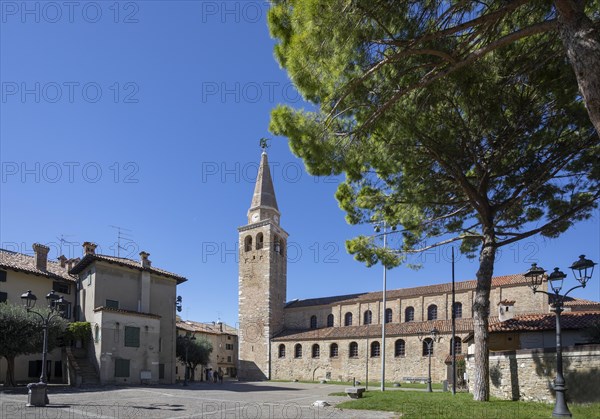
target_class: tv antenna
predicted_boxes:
[109,225,133,257]
[55,234,77,257]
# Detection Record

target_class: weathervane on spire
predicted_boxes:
[259,137,270,151]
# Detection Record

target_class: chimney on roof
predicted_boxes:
[66,257,81,272]
[139,251,151,268]
[57,255,67,268]
[32,243,50,271]
[498,300,516,322]
[83,242,97,256]
[217,321,223,332]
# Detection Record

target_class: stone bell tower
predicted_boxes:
[237,150,288,380]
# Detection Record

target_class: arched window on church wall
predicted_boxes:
[422,338,434,356]
[312,344,320,358]
[310,315,317,329]
[294,343,302,358]
[385,308,393,323]
[244,235,252,252]
[453,302,463,319]
[427,304,438,320]
[349,341,358,358]
[405,306,415,322]
[256,233,264,250]
[327,314,334,327]
[370,341,380,357]
[394,339,405,357]
[363,310,372,325]
[278,344,286,358]
[330,343,338,357]
[344,312,353,326]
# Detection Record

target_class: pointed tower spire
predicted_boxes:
[248,151,280,225]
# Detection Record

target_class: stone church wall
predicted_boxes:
[272,333,470,383]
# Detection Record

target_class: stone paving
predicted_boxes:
[0,381,398,419]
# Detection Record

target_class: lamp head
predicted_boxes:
[547,267,567,294]
[569,255,596,287]
[21,290,37,309]
[524,263,545,292]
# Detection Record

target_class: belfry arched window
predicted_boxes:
[256,233,264,250]
[244,236,252,252]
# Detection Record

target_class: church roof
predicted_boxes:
[249,152,279,211]
[285,274,532,309]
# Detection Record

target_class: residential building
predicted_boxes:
[175,320,238,382]
[0,242,186,385]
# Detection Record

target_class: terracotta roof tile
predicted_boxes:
[489,311,600,332]
[285,274,531,309]
[93,306,161,319]
[549,295,600,310]
[0,249,76,282]
[70,254,187,283]
[273,318,479,341]
[176,320,237,335]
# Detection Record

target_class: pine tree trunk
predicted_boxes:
[555,0,600,133]
[472,231,496,401]
[5,356,16,387]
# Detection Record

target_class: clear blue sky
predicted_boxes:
[1,2,598,327]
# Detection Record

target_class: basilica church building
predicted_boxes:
[237,151,600,385]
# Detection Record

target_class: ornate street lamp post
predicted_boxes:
[524,255,596,418]
[183,334,196,386]
[21,290,66,406]
[419,327,440,393]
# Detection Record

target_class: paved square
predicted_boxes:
[1,381,397,418]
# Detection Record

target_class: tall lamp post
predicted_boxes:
[419,327,440,393]
[374,221,395,392]
[524,255,596,418]
[21,290,66,406]
[183,334,196,386]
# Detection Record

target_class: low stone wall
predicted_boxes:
[466,344,600,403]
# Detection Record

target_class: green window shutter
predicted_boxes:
[114,359,130,377]
[124,326,140,347]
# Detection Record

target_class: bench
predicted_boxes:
[402,377,428,384]
[345,387,366,399]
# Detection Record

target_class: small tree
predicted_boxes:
[0,303,68,386]
[64,322,92,348]
[176,335,213,382]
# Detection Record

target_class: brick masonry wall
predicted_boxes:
[466,344,600,403]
